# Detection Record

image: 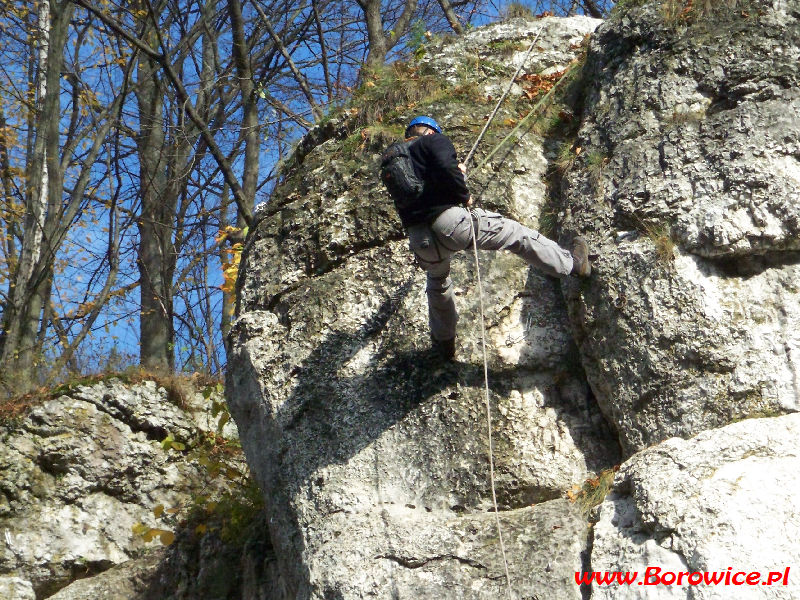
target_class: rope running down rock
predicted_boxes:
[461,26,545,600]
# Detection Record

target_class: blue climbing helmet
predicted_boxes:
[406,115,442,137]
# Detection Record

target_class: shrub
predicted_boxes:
[567,467,619,515]
[502,2,535,20]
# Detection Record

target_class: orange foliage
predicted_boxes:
[516,69,568,101]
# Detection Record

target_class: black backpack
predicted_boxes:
[380,138,424,209]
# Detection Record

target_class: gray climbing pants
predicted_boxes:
[407,206,573,342]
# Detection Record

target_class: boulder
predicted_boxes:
[0,576,36,600]
[46,552,164,600]
[228,15,616,600]
[591,413,800,599]
[0,380,237,597]
[561,0,800,453]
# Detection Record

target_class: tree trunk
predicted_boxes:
[228,0,260,207]
[359,0,388,67]
[358,0,418,68]
[437,0,464,34]
[0,0,72,381]
[135,40,174,371]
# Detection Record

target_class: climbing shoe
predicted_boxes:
[431,335,456,360]
[570,236,591,277]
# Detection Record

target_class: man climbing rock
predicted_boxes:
[384,115,591,360]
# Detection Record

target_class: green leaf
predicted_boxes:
[216,412,230,434]
[153,504,164,518]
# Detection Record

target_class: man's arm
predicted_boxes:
[427,134,470,205]
[458,163,472,206]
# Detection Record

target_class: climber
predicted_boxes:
[383,115,592,360]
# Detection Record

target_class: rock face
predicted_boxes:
[226,5,800,600]
[561,0,800,453]
[227,15,617,600]
[46,551,164,600]
[592,414,800,599]
[48,511,281,600]
[0,379,248,598]
[0,576,36,600]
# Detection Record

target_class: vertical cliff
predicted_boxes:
[227,4,800,599]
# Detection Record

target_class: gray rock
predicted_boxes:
[0,576,35,600]
[0,380,239,597]
[591,413,800,599]
[421,16,601,91]
[292,498,588,600]
[44,509,281,600]
[47,551,164,600]
[142,510,282,600]
[228,16,616,600]
[561,0,800,453]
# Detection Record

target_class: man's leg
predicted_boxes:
[407,224,458,355]
[426,267,457,344]
[431,206,575,277]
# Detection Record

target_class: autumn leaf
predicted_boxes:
[159,530,175,545]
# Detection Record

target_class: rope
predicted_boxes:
[460,26,547,600]
[464,26,544,169]
[471,65,575,175]
[469,214,514,600]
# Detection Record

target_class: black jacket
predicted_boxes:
[397,132,470,228]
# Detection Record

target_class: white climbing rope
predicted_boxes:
[460,26,547,600]
[463,26,544,169]
[469,217,514,600]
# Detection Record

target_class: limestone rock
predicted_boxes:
[0,576,35,600]
[142,510,282,600]
[228,16,616,600]
[45,511,280,600]
[561,0,800,453]
[0,380,238,597]
[421,16,600,90]
[591,413,800,599]
[46,551,164,600]
[291,498,588,600]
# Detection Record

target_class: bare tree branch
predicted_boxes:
[437,0,463,33]
[251,0,323,120]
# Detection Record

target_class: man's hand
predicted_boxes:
[458,163,467,175]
